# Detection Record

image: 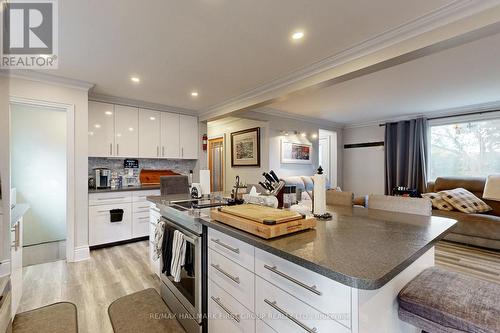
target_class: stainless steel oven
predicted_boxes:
[160,216,206,333]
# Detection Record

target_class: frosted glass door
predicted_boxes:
[11,104,67,247]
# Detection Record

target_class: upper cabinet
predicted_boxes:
[180,115,198,159]
[139,109,161,158]
[89,102,199,160]
[160,112,180,158]
[88,101,115,157]
[114,105,139,158]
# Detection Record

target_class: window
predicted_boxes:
[429,118,500,180]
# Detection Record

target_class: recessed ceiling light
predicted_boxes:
[128,127,134,131]
[300,132,307,137]
[311,133,318,139]
[191,91,199,97]
[130,76,140,83]
[105,111,113,115]
[94,124,101,129]
[291,31,304,40]
[149,116,156,121]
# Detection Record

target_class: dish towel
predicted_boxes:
[153,219,165,260]
[161,225,175,275]
[170,230,186,282]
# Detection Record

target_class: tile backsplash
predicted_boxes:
[88,157,197,182]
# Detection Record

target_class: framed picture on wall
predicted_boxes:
[231,127,261,167]
[281,140,312,164]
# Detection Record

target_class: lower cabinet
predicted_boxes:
[89,202,132,246]
[208,280,255,333]
[89,190,159,247]
[149,204,161,277]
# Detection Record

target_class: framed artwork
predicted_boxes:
[231,127,261,167]
[281,140,312,164]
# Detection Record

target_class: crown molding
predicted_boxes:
[343,99,500,129]
[89,93,199,116]
[1,70,94,91]
[253,107,344,129]
[199,0,500,121]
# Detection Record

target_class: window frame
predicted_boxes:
[427,110,500,181]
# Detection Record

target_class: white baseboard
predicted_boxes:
[72,246,90,262]
[0,260,11,277]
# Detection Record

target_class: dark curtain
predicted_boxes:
[384,118,428,195]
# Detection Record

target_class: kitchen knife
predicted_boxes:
[259,181,272,191]
[269,170,280,182]
[262,172,275,184]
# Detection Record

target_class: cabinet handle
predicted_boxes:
[117,144,119,156]
[181,147,184,158]
[211,296,240,323]
[110,143,113,155]
[211,238,240,254]
[210,263,240,284]
[157,146,159,157]
[137,216,149,220]
[11,223,20,250]
[264,299,318,333]
[264,264,322,296]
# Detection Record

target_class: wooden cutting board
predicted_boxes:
[211,209,316,239]
[139,169,180,185]
[219,204,303,224]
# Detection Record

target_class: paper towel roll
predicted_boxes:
[200,170,211,195]
[313,172,326,215]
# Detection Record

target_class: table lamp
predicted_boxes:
[483,174,500,201]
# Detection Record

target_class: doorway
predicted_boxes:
[10,100,74,266]
[208,137,224,192]
[318,129,338,188]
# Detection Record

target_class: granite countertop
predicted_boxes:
[88,184,160,194]
[11,203,30,227]
[149,197,457,290]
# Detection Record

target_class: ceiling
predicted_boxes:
[269,30,500,125]
[49,0,453,111]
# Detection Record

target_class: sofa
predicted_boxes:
[427,177,500,250]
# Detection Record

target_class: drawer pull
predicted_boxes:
[264,299,318,333]
[211,296,240,323]
[137,205,149,209]
[137,216,149,220]
[97,197,126,200]
[211,238,240,254]
[264,265,322,296]
[211,264,240,284]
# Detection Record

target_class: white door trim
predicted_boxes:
[9,96,76,263]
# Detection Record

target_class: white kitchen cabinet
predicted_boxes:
[88,101,115,157]
[179,114,198,159]
[160,112,180,158]
[89,202,132,246]
[114,105,139,158]
[139,109,161,158]
[89,189,159,247]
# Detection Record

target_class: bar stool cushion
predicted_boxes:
[398,267,500,333]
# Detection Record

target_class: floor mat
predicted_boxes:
[13,302,78,333]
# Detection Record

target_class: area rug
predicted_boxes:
[13,302,78,333]
[108,288,185,333]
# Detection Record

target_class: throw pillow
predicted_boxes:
[438,188,492,213]
[421,192,454,211]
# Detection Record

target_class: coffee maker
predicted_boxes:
[94,168,111,189]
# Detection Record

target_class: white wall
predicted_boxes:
[342,124,385,196]
[208,111,341,189]
[8,77,90,259]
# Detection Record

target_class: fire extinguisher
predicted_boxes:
[202,134,208,151]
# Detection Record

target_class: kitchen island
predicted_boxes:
[148,196,457,333]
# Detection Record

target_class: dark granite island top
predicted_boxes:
[148,197,457,290]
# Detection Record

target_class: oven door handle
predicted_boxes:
[162,218,198,243]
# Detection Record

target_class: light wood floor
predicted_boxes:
[18,241,163,333]
[436,241,500,284]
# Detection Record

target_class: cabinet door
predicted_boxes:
[179,115,198,159]
[114,105,139,157]
[139,109,161,158]
[89,203,132,246]
[88,101,114,157]
[160,112,180,158]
